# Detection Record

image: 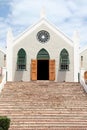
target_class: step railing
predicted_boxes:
[0,67,6,92]
[80,77,87,93]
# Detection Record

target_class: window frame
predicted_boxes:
[81,56,83,61]
[59,49,70,71]
[17,48,26,71]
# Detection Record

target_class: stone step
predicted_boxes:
[9,119,87,124]
[0,104,87,109]
[9,123,87,127]
[0,81,87,129]
[0,108,87,111]
[8,115,87,119]
[9,127,87,130]
[5,85,79,88]
[4,87,82,90]
[1,111,87,115]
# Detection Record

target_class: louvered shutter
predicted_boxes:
[49,60,55,80]
[31,60,37,80]
[84,71,87,80]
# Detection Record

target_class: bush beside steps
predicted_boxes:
[0,116,10,130]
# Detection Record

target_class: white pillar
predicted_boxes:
[40,7,46,18]
[80,68,85,79]
[6,28,14,81]
[73,30,80,82]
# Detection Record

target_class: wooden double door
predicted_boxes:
[31,59,55,81]
[84,71,87,80]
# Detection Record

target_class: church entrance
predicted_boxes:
[37,48,49,80]
[37,60,49,80]
[31,48,55,81]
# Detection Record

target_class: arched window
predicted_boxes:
[17,48,26,70]
[37,48,50,60]
[60,49,69,71]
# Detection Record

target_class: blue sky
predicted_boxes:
[0,0,87,49]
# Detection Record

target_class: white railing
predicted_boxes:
[80,77,87,93]
[0,75,6,92]
[0,68,6,92]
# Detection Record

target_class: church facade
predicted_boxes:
[6,18,79,82]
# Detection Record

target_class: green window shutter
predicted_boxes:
[60,49,70,70]
[37,48,50,60]
[17,48,26,70]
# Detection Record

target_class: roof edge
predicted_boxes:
[13,18,73,47]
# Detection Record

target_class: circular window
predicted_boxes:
[37,30,50,43]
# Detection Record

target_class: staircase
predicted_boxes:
[0,81,87,130]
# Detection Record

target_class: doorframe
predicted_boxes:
[31,59,55,81]
[37,59,49,80]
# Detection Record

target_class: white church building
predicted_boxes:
[6,13,80,82]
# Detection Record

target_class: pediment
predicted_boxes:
[13,18,73,47]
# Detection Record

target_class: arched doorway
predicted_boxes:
[37,49,50,80]
[31,49,55,81]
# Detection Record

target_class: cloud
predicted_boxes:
[0,0,87,48]
[9,0,72,25]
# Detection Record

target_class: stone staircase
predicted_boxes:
[0,81,87,130]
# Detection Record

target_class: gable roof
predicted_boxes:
[13,18,73,47]
[80,44,87,54]
[0,47,6,54]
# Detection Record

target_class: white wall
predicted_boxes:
[0,51,5,67]
[80,49,87,70]
[8,22,74,82]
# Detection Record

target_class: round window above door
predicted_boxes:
[37,30,50,43]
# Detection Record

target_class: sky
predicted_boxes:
[0,0,87,49]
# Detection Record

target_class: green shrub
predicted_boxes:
[0,116,10,130]
[0,127,3,130]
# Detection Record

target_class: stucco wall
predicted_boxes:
[80,49,87,70]
[10,23,74,82]
[0,51,5,67]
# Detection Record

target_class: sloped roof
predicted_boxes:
[13,18,73,47]
[80,45,87,53]
[0,47,6,54]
